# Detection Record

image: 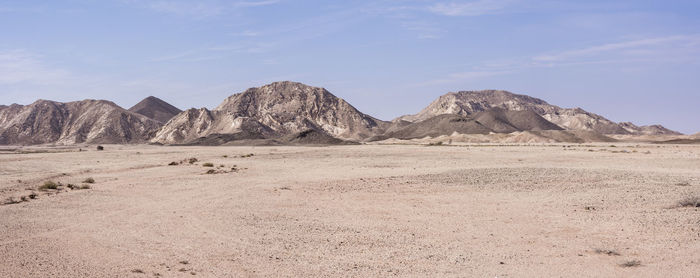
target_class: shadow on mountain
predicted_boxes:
[176,129,358,146]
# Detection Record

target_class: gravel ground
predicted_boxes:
[1,144,698,277]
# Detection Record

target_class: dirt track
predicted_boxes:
[1,144,699,277]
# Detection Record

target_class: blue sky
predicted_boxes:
[1,0,699,133]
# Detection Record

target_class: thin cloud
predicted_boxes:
[428,0,514,16]
[0,50,70,85]
[234,0,280,8]
[533,35,700,62]
[128,0,280,18]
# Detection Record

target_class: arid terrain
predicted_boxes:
[1,143,698,277]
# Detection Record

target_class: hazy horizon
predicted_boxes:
[1,0,699,133]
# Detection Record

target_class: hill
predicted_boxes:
[397,90,677,135]
[128,96,182,124]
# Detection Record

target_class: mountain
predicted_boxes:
[618,122,682,135]
[152,81,388,144]
[397,90,677,135]
[128,96,182,124]
[0,99,161,145]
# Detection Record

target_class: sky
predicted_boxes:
[1,0,699,133]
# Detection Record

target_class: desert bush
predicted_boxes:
[202,162,214,167]
[80,184,91,190]
[619,260,641,267]
[593,248,620,256]
[96,145,104,151]
[39,181,59,190]
[188,158,198,164]
[168,161,179,166]
[678,196,700,207]
[205,169,216,174]
[66,183,77,190]
[83,177,95,184]
[240,153,254,158]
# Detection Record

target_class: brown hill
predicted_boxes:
[152,81,388,144]
[396,90,675,135]
[473,107,563,133]
[618,122,682,135]
[128,96,182,124]
[371,114,492,141]
[0,99,161,145]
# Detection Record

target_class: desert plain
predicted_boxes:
[0,143,699,277]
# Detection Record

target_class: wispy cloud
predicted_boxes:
[234,0,280,8]
[0,50,70,85]
[126,0,280,18]
[428,0,514,16]
[414,34,700,87]
[533,35,700,62]
[147,1,225,17]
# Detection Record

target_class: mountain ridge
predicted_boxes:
[397,89,678,135]
[0,99,161,145]
[0,82,685,145]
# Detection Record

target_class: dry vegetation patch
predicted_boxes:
[39,181,60,190]
[677,196,700,208]
[593,248,620,256]
[619,260,642,268]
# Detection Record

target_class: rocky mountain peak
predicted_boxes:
[128,96,182,124]
[152,81,388,144]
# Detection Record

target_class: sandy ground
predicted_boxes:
[0,144,699,277]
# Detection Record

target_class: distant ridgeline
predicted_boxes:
[0,81,684,145]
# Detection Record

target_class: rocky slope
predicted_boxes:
[152,81,388,144]
[128,96,182,124]
[0,99,161,145]
[398,90,676,135]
